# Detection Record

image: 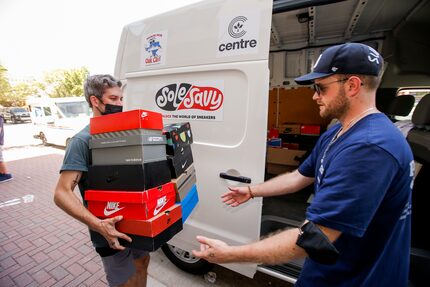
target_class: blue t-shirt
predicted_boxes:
[296,113,413,287]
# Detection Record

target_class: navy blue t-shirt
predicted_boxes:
[297,113,413,287]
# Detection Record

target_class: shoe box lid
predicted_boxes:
[85,182,176,220]
[88,160,171,191]
[167,145,193,178]
[90,109,163,135]
[91,144,167,166]
[116,203,182,237]
[91,128,163,140]
[90,134,166,149]
[163,122,193,155]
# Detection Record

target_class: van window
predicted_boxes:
[43,107,52,116]
[394,89,430,121]
[34,107,43,117]
[56,101,91,118]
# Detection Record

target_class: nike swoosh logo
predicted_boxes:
[104,206,125,216]
[153,200,168,216]
[181,160,188,169]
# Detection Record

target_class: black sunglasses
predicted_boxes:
[312,78,349,95]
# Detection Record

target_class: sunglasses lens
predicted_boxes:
[312,84,320,95]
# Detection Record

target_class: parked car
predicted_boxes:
[2,107,32,124]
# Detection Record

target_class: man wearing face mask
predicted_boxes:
[54,74,151,287]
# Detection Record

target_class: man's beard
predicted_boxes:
[320,88,350,120]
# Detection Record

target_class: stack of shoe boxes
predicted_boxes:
[84,109,183,251]
[163,122,199,223]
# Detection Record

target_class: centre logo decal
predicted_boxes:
[228,16,248,38]
[217,11,260,57]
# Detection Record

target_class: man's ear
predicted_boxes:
[90,95,101,108]
[345,76,362,98]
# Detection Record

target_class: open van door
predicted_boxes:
[116,0,273,278]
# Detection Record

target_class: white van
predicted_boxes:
[27,96,91,146]
[115,0,430,284]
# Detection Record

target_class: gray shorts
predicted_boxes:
[101,248,149,286]
[0,145,4,162]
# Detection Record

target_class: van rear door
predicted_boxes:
[116,0,273,277]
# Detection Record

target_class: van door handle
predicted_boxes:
[219,172,251,183]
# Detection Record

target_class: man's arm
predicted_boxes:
[223,169,314,207]
[193,223,341,265]
[252,169,314,197]
[53,170,131,249]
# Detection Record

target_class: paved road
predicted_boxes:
[1,123,292,286]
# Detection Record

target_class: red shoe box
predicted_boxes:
[119,218,183,251]
[300,125,321,135]
[90,109,163,135]
[85,183,176,220]
[116,204,182,237]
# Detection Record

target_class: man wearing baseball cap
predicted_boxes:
[193,43,413,286]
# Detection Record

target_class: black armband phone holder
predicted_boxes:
[296,221,340,265]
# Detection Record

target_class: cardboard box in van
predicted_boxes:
[266,147,307,166]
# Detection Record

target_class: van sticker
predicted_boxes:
[154,81,224,121]
[142,31,167,67]
[217,11,260,57]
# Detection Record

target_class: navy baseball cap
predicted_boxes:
[295,43,383,85]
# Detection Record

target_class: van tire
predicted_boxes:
[161,244,214,275]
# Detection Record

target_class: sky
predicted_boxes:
[0,0,202,80]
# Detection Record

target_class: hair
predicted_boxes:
[84,74,122,107]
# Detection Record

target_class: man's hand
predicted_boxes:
[221,186,252,207]
[192,236,232,264]
[96,215,132,250]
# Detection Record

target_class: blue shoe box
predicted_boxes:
[180,184,199,223]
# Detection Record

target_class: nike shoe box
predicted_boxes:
[88,160,171,191]
[90,134,167,165]
[163,122,193,156]
[116,204,182,237]
[85,183,176,220]
[171,164,196,201]
[90,109,163,135]
[90,216,183,252]
[167,145,193,178]
[119,218,183,251]
[180,184,199,223]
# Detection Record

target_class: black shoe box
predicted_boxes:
[88,160,171,191]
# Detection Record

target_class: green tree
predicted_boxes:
[44,67,89,98]
[0,65,12,106]
[8,82,41,107]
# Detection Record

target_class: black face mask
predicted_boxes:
[102,104,123,115]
